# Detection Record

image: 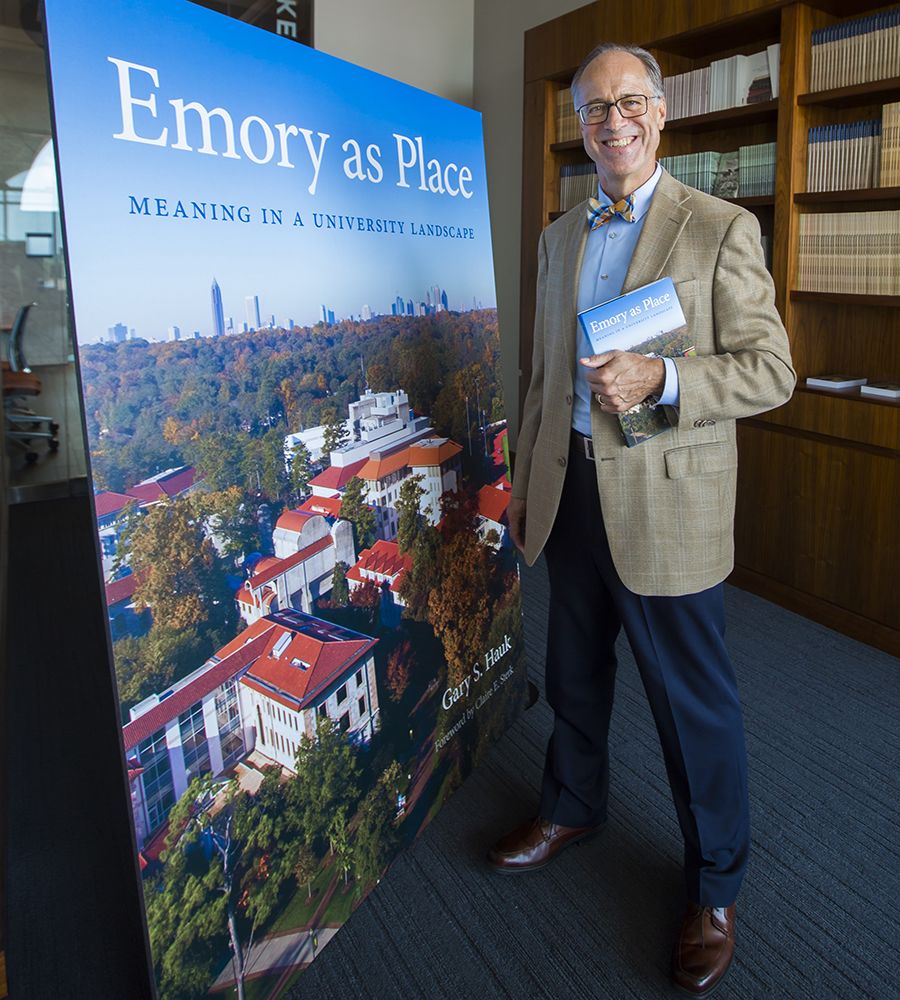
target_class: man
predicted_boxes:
[487,43,795,996]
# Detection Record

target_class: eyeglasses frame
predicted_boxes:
[575,94,661,126]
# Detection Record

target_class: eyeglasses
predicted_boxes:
[576,94,658,125]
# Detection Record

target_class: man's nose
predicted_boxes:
[605,103,627,127]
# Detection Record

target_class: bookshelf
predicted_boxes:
[520,1,900,656]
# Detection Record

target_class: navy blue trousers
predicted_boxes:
[539,436,749,906]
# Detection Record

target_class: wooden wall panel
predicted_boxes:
[736,423,899,628]
[524,1,792,82]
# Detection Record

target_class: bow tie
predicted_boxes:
[587,194,635,229]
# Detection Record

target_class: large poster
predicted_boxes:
[44,2,527,996]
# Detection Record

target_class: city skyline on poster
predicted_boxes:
[44,1,525,997]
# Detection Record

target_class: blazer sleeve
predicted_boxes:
[669,209,796,428]
[511,229,549,500]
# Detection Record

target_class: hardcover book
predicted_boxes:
[577,277,695,447]
[860,380,900,398]
[805,374,868,389]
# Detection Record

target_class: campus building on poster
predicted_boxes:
[289,387,463,541]
[123,609,379,851]
[237,511,355,625]
[95,465,199,581]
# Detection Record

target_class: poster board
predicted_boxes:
[43,1,527,995]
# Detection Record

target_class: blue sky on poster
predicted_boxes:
[44,0,497,342]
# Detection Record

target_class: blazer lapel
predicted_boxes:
[559,203,590,374]
[622,170,692,293]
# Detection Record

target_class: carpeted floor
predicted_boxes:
[288,558,900,1000]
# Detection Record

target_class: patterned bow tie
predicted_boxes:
[587,194,635,229]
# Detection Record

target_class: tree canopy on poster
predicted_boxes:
[79,310,501,495]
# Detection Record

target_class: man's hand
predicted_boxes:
[580,350,665,413]
[507,496,526,554]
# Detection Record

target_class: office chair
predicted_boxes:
[2,304,59,464]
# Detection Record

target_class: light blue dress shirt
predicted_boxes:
[572,163,679,436]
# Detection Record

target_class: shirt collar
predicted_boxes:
[597,163,661,222]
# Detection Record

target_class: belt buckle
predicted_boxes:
[582,436,595,461]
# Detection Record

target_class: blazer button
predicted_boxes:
[565,394,572,405]
[558,456,567,467]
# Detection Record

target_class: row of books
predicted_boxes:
[556,86,580,144]
[658,143,776,198]
[559,161,597,210]
[559,141,777,211]
[805,374,900,399]
[809,8,900,93]
[663,45,780,121]
[806,119,882,192]
[881,102,900,187]
[796,211,900,295]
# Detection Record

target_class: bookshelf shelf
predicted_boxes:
[798,77,900,109]
[651,10,781,59]
[665,100,777,132]
[549,139,586,153]
[790,291,900,307]
[522,1,900,654]
[796,384,900,407]
[795,187,900,205]
[730,195,774,207]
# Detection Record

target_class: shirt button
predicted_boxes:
[600,273,609,280]
[609,232,617,239]
[557,456,567,467]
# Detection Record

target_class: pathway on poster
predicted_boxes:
[211,925,337,991]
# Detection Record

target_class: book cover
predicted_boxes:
[577,278,695,447]
[712,150,740,198]
[860,380,900,398]
[805,374,868,389]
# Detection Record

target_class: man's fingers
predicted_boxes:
[578,350,617,369]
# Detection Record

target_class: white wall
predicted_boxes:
[474,0,590,444]
[315,0,475,105]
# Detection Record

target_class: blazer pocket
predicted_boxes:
[664,441,736,479]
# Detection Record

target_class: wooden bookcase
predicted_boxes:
[520,1,900,656]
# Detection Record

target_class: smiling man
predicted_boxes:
[487,43,795,996]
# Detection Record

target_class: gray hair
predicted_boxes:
[571,42,664,100]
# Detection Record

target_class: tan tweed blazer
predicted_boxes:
[512,169,796,597]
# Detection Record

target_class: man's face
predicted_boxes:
[574,50,666,198]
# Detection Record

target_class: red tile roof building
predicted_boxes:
[476,484,511,550]
[241,513,357,627]
[124,610,379,851]
[346,540,412,603]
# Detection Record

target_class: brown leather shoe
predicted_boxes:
[671,902,736,996]
[486,816,598,873]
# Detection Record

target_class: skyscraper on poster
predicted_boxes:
[44,0,526,995]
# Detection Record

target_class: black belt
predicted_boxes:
[570,430,595,461]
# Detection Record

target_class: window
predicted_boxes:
[138,728,175,833]
[215,680,240,733]
[336,684,347,703]
[317,703,328,717]
[358,696,366,717]
[220,727,243,767]
[339,713,350,733]
[179,700,211,780]
[355,669,363,687]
